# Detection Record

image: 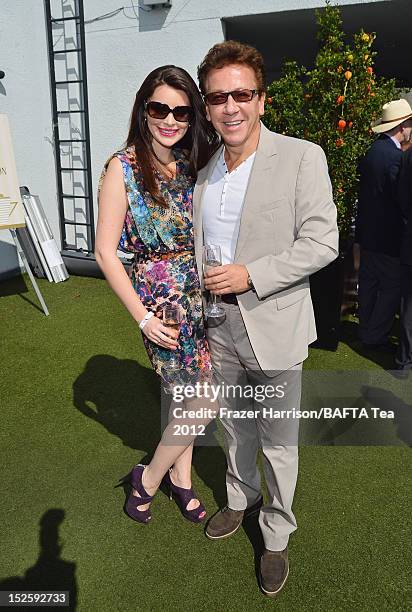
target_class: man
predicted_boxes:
[355,99,412,350]
[394,145,412,375]
[193,41,338,597]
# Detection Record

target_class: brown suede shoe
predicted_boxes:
[205,497,263,540]
[259,547,289,597]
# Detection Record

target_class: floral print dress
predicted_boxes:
[100,146,211,383]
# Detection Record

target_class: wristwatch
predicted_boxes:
[247,274,255,291]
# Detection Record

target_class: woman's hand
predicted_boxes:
[141,315,179,349]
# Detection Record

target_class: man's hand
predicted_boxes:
[204,264,249,295]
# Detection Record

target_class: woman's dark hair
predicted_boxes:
[126,65,219,206]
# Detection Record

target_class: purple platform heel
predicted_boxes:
[119,464,154,524]
[163,469,206,523]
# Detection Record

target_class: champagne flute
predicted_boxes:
[163,303,182,372]
[203,244,226,318]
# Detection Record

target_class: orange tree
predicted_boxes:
[263,1,399,238]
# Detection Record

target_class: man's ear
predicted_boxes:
[259,92,266,117]
[205,103,211,122]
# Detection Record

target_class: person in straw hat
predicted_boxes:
[355,98,412,351]
[394,142,412,376]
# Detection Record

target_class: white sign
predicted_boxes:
[0,114,25,229]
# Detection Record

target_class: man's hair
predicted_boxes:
[197,40,266,95]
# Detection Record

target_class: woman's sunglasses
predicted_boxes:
[204,88,259,106]
[145,101,194,123]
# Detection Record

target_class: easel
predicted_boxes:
[0,113,49,316]
[9,225,49,316]
[1,197,49,316]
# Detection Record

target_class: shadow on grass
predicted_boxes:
[361,385,412,447]
[73,354,160,452]
[72,355,228,507]
[301,384,411,447]
[0,273,29,297]
[0,274,46,313]
[0,509,77,610]
[340,320,398,369]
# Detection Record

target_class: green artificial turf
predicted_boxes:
[0,274,411,611]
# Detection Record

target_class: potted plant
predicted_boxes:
[263,1,398,349]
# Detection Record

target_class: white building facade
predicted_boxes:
[0,0,406,278]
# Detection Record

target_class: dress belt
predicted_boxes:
[135,249,194,263]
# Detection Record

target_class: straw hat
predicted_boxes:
[372,99,412,133]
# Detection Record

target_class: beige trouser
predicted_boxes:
[207,302,302,552]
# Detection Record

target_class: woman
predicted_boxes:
[95,66,219,524]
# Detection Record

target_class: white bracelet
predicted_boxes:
[139,311,154,330]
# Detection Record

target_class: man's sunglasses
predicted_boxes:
[204,88,259,106]
[145,101,194,123]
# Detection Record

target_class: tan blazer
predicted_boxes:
[193,123,339,371]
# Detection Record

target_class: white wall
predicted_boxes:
[0,0,387,278]
[0,0,57,278]
[86,0,386,205]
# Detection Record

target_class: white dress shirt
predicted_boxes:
[387,134,401,149]
[202,149,256,264]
